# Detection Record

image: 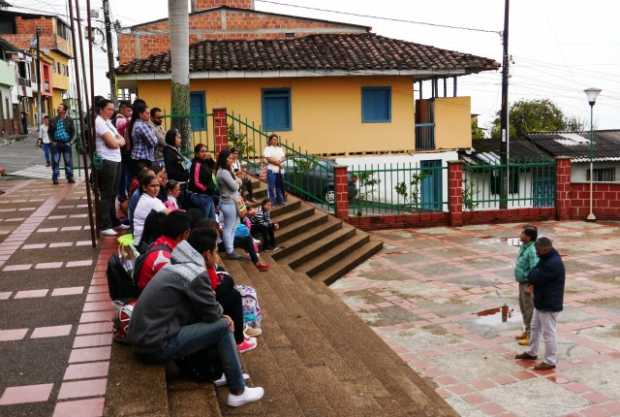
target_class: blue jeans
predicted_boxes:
[51,142,73,181]
[117,158,131,200]
[220,200,239,255]
[147,320,245,393]
[190,193,215,220]
[267,170,285,205]
[42,143,51,164]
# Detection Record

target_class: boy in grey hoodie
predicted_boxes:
[127,228,264,407]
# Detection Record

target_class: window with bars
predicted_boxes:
[586,167,616,182]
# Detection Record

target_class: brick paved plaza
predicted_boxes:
[333,222,620,417]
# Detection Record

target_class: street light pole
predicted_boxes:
[584,87,602,222]
[35,28,41,129]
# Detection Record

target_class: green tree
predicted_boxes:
[491,99,583,140]
[471,118,486,140]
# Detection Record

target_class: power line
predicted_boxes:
[255,0,501,34]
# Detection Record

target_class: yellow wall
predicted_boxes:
[137,76,416,155]
[49,51,69,109]
[434,96,471,150]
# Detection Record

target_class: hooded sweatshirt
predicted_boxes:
[127,241,224,353]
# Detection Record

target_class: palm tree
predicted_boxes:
[168,0,191,152]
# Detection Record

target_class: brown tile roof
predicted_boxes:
[115,33,499,76]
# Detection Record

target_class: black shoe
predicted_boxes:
[67,178,75,184]
[53,179,59,185]
[515,352,538,360]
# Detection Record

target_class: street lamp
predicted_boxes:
[584,87,602,222]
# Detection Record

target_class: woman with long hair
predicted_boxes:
[163,128,190,182]
[129,100,158,177]
[216,149,242,259]
[188,144,218,220]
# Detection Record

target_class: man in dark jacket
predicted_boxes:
[48,103,75,185]
[515,237,565,370]
[127,228,264,408]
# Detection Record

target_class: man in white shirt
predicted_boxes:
[38,115,51,167]
[263,134,286,205]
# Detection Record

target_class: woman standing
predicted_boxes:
[129,100,158,177]
[188,144,218,220]
[95,99,126,237]
[163,129,190,182]
[216,149,242,260]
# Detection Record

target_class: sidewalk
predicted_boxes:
[0,180,113,417]
[333,222,620,417]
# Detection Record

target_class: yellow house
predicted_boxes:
[116,18,498,157]
[48,50,71,110]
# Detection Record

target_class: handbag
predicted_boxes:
[235,198,247,218]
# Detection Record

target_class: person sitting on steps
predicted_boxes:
[251,198,279,252]
[127,229,265,407]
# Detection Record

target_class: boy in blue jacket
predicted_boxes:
[514,225,539,346]
[515,237,565,370]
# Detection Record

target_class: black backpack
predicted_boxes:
[106,254,140,302]
[132,243,172,288]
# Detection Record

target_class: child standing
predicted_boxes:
[251,199,279,251]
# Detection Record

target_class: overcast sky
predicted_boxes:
[17,0,620,131]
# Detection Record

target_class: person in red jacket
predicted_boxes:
[136,211,191,290]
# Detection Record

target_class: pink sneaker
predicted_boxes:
[238,337,257,353]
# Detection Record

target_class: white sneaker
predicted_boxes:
[227,386,265,407]
[101,228,118,236]
[118,224,131,230]
[214,372,250,387]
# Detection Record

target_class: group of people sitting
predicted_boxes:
[95,98,291,408]
[95,97,284,272]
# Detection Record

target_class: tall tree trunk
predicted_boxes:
[168,0,191,153]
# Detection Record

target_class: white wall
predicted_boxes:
[571,162,620,183]
[334,152,458,212]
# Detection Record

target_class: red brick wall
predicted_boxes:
[15,16,55,34]
[192,0,253,11]
[568,183,620,220]
[349,213,449,231]
[119,9,365,64]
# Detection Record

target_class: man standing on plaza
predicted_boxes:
[515,237,565,370]
[48,103,75,185]
[514,225,539,346]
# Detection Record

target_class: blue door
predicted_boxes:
[420,160,443,211]
[190,92,206,131]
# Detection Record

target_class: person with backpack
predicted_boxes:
[48,103,76,185]
[127,228,265,407]
[134,211,191,291]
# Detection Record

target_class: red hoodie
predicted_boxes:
[136,236,178,290]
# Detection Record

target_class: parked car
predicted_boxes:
[283,158,358,204]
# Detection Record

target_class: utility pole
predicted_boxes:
[169,0,191,152]
[35,28,42,129]
[102,0,116,105]
[499,0,510,209]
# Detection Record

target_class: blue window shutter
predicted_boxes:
[190,92,206,131]
[262,88,291,131]
[362,87,391,123]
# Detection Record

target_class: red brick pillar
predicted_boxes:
[448,161,464,227]
[334,165,349,220]
[212,108,228,154]
[555,156,572,221]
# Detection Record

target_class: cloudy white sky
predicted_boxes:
[16,0,620,131]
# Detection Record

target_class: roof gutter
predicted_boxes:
[116,68,469,81]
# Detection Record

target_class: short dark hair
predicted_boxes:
[140,173,157,190]
[192,218,220,235]
[536,237,553,249]
[150,107,162,118]
[260,198,271,208]
[59,102,69,111]
[118,100,130,110]
[165,179,179,193]
[522,225,538,241]
[162,211,190,239]
[188,227,218,254]
[141,211,167,246]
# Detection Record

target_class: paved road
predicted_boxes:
[0,180,111,417]
[0,135,46,175]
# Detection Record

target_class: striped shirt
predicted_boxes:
[250,208,272,227]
